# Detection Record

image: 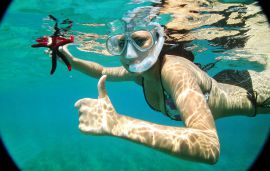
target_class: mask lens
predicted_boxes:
[131,31,153,51]
[106,35,126,55]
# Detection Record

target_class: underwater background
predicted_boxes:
[0,0,270,170]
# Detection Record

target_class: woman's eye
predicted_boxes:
[118,39,125,48]
[134,37,147,47]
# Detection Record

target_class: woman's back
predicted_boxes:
[213,69,270,116]
[161,55,270,119]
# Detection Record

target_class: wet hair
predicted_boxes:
[161,42,195,62]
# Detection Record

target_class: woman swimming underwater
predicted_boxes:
[42,20,270,164]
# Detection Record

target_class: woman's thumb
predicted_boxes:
[98,75,108,98]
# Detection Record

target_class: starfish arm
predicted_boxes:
[50,50,57,75]
[31,43,48,48]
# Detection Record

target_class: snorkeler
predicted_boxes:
[31,15,74,74]
[37,19,270,164]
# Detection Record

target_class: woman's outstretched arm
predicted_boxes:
[110,113,219,164]
[58,45,139,82]
[75,75,220,164]
[113,69,220,164]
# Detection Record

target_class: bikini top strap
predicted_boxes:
[141,77,161,113]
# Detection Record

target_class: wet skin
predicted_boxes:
[59,45,270,164]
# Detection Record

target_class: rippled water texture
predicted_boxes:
[0,0,270,170]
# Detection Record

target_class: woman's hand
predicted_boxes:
[58,44,74,62]
[74,75,119,135]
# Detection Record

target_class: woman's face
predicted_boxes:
[120,31,155,72]
[106,25,164,73]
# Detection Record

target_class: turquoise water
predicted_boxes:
[0,0,270,170]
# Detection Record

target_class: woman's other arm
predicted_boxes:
[76,75,220,164]
[113,70,220,164]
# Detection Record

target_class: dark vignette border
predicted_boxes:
[0,0,269,170]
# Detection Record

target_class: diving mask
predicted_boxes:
[106,30,155,56]
[106,21,165,73]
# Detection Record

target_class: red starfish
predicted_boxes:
[32,35,74,74]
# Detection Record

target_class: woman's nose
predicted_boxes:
[125,43,138,59]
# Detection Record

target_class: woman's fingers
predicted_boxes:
[74,98,94,109]
[58,44,73,58]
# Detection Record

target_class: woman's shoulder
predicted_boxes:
[162,54,200,73]
[163,54,192,64]
[161,54,211,88]
[160,55,198,86]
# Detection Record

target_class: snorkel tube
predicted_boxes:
[31,15,74,75]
